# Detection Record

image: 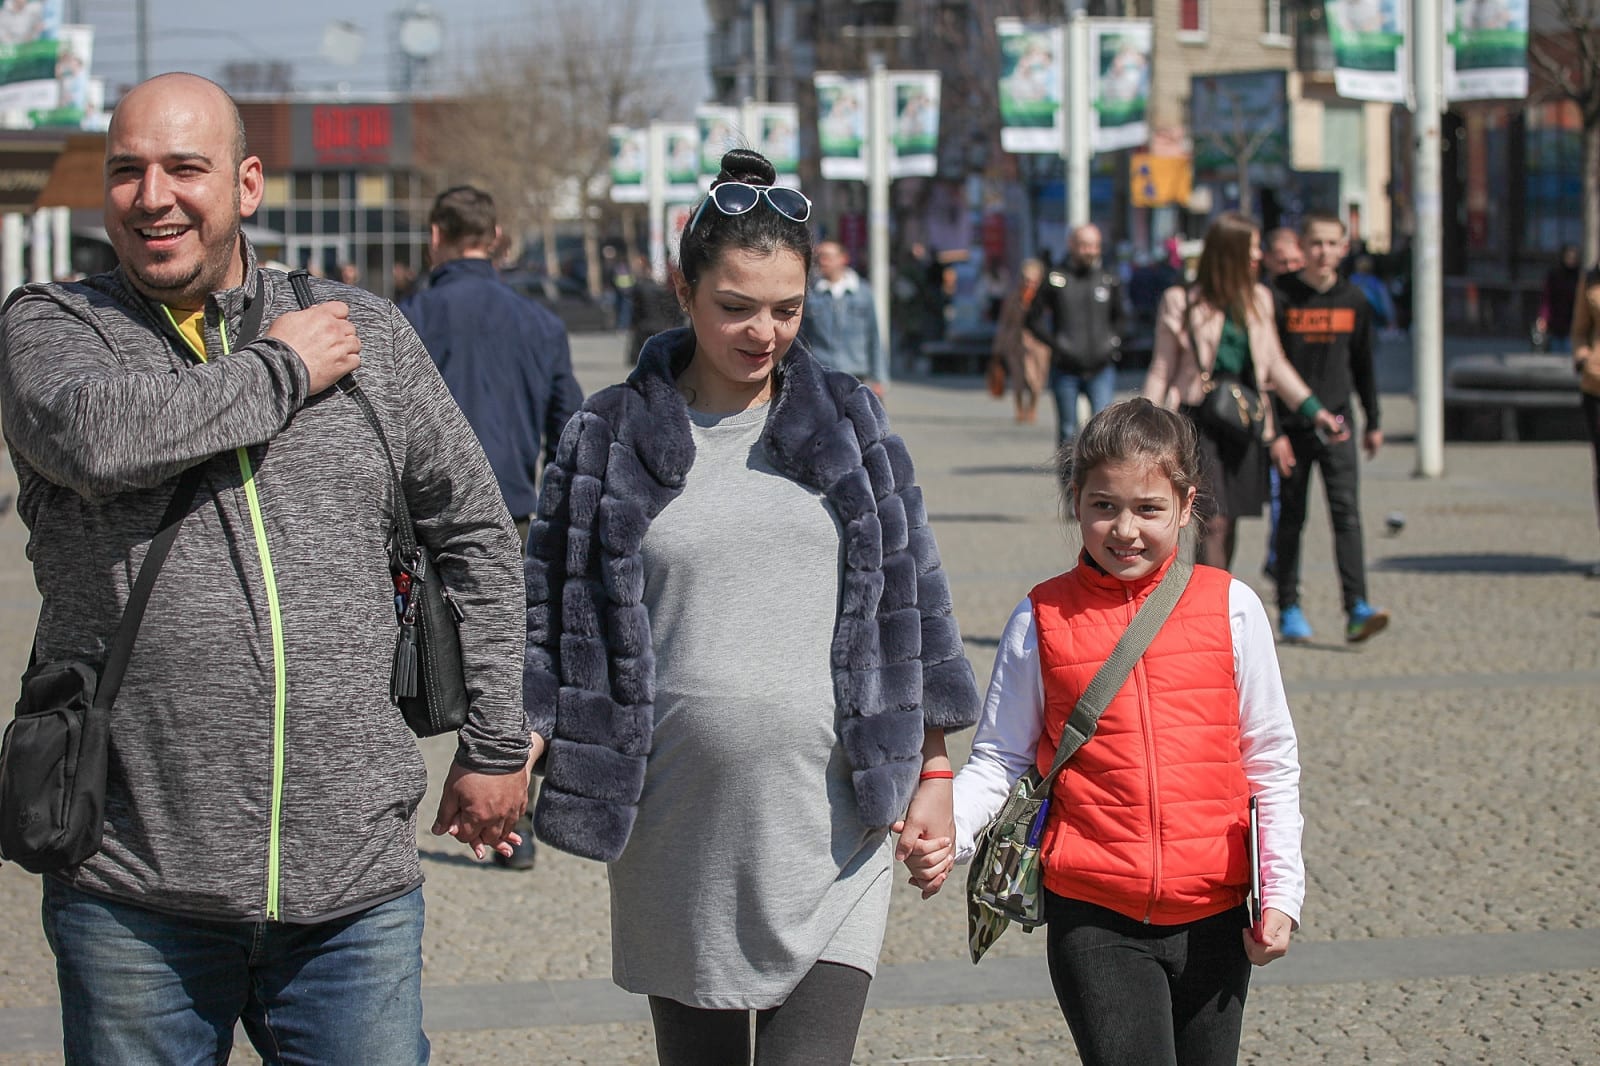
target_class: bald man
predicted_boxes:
[0,73,531,1064]
[1026,223,1125,444]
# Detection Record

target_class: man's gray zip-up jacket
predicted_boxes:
[0,242,530,922]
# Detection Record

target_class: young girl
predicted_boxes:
[523,148,981,1065]
[914,399,1304,1066]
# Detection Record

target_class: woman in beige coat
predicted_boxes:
[989,258,1052,422]
[1143,213,1345,569]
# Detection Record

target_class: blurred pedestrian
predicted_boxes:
[626,251,684,365]
[988,257,1051,423]
[1569,264,1600,578]
[523,148,980,1065]
[337,261,362,288]
[935,399,1304,1064]
[1142,212,1346,571]
[1261,227,1304,280]
[1271,213,1389,643]
[1348,256,1396,330]
[1027,224,1125,445]
[800,239,887,393]
[1537,244,1581,353]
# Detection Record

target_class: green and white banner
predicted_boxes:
[695,105,741,188]
[815,72,867,181]
[0,0,62,114]
[1326,0,1407,104]
[660,122,700,202]
[888,71,940,178]
[1090,19,1150,153]
[750,102,801,188]
[996,18,1062,154]
[608,125,648,203]
[1446,0,1528,101]
[28,22,91,128]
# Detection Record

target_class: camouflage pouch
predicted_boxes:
[966,767,1051,963]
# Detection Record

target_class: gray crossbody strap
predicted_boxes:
[1041,556,1194,784]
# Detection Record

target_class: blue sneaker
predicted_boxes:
[1345,600,1390,643]
[1279,605,1313,644]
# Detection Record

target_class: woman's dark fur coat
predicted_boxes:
[525,328,980,863]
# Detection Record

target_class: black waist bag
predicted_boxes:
[288,270,468,737]
[0,465,203,873]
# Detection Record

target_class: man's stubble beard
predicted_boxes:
[126,184,243,306]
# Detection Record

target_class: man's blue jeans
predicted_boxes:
[42,879,429,1066]
[1049,363,1118,445]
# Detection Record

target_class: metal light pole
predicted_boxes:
[1411,0,1444,478]
[1063,10,1092,231]
[867,53,892,363]
[647,123,667,283]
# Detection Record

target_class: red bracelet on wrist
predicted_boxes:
[919,769,954,781]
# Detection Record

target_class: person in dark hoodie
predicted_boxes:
[1026,223,1125,445]
[1271,213,1389,646]
[402,185,583,871]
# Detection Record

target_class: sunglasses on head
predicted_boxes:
[686,181,813,237]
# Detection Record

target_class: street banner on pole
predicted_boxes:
[696,105,741,188]
[29,23,91,128]
[1325,0,1408,103]
[608,126,648,203]
[888,71,940,178]
[0,1,62,115]
[1445,0,1528,101]
[665,201,695,266]
[1090,19,1150,153]
[815,72,868,180]
[750,102,801,188]
[996,19,1063,154]
[660,123,700,202]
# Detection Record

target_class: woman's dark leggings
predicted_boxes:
[1045,894,1253,1066]
[648,961,871,1066]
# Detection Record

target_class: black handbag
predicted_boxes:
[287,271,469,738]
[0,465,203,872]
[1185,293,1264,446]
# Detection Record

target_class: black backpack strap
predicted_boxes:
[93,464,205,709]
[285,270,416,554]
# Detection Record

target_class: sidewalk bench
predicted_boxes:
[921,329,994,376]
[1443,352,1584,441]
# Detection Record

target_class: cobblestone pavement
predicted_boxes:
[1,331,1597,1063]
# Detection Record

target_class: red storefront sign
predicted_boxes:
[310,106,393,165]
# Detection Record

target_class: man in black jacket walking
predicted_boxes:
[1025,223,1124,445]
[1271,213,1389,646]
[402,185,584,869]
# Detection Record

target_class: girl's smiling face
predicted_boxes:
[677,247,807,411]
[1074,457,1195,582]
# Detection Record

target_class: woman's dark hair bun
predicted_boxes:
[717,147,776,187]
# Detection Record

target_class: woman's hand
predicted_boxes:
[1243,906,1295,966]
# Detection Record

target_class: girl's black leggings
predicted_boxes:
[1045,893,1253,1066]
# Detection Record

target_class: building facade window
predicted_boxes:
[1179,0,1206,37]
[1264,0,1290,38]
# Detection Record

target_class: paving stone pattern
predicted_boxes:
[1,333,1597,1063]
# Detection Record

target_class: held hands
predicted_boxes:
[265,301,362,394]
[431,732,545,861]
[1243,906,1296,966]
[893,776,955,900]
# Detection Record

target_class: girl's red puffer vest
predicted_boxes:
[1031,554,1250,925]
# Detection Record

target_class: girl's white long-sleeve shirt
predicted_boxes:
[953,579,1306,925]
